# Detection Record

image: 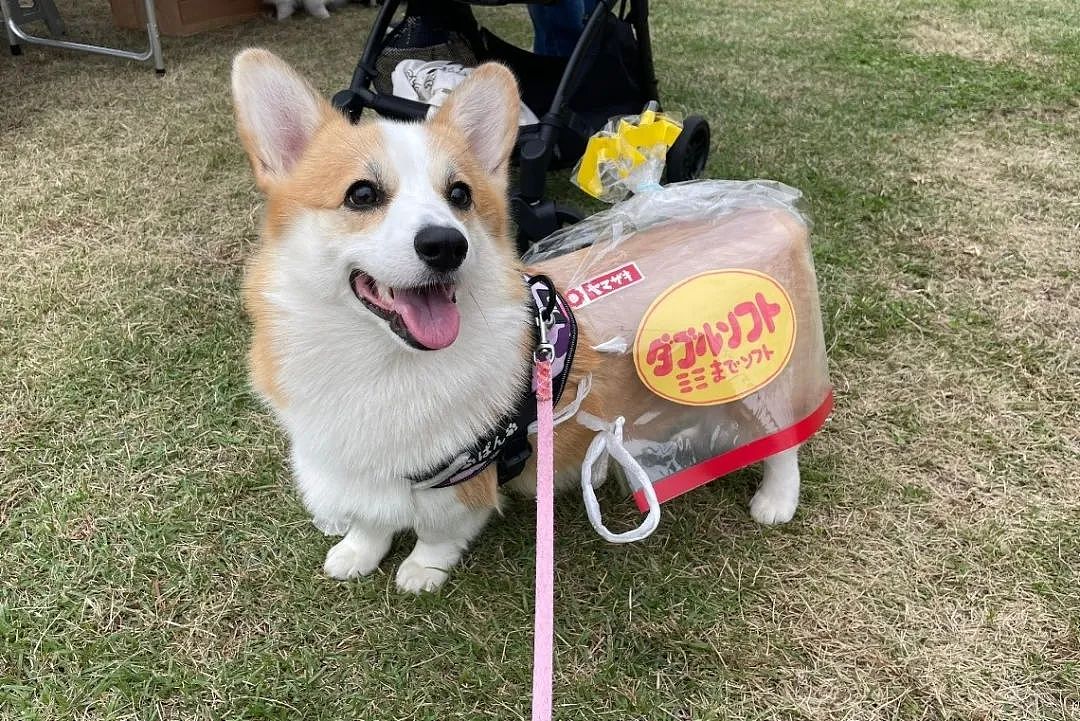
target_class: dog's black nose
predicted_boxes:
[414,225,468,272]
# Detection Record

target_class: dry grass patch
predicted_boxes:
[893,111,1080,474]
[907,112,1080,356]
[903,13,1050,66]
[728,108,1080,719]
[751,316,1080,716]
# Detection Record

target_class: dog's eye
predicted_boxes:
[344,180,380,210]
[447,182,472,210]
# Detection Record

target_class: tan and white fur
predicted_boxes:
[230,50,801,593]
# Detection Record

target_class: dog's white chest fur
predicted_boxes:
[263,122,529,534]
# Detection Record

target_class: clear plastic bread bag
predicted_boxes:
[524,111,832,541]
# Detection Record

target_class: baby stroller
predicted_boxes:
[332,0,712,253]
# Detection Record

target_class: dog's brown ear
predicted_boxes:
[231,49,331,191]
[433,63,520,176]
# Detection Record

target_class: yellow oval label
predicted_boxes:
[633,270,797,406]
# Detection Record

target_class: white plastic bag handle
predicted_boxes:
[579,416,661,543]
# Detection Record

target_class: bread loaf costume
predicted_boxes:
[524,113,832,538]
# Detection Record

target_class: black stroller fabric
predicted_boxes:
[479,14,646,126]
[372,5,648,152]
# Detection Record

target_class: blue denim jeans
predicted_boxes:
[528,0,600,57]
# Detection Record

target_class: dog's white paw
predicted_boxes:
[752,448,801,526]
[750,487,798,525]
[303,0,331,18]
[395,559,449,594]
[274,2,295,20]
[323,537,383,580]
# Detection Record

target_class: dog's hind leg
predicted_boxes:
[750,446,801,525]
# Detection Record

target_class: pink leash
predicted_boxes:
[531,356,555,721]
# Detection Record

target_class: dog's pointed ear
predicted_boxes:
[231,49,331,190]
[433,63,520,176]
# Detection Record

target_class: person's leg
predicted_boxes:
[528,0,587,57]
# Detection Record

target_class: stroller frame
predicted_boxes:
[333,0,708,253]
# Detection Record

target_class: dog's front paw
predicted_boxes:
[395,559,449,594]
[749,487,798,525]
[323,537,383,580]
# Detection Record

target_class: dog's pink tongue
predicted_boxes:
[393,288,460,350]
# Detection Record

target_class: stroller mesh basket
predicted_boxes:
[372,12,478,95]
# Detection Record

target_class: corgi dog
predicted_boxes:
[230,50,803,593]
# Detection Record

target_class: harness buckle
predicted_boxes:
[497,438,533,483]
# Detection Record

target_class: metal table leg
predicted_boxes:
[1,0,165,73]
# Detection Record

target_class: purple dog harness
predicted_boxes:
[409,275,578,489]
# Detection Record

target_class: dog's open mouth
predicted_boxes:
[350,270,460,350]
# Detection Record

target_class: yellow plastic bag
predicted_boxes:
[572,102,683,202]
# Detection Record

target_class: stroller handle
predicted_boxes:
[335,86,432,122]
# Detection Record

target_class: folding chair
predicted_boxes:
[1,0,165,74]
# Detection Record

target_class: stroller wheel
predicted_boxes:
[665,116,711,183]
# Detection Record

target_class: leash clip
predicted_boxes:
[534,312,555,363]
[528,273,559,364]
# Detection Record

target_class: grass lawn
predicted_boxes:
[2,0,1078,718]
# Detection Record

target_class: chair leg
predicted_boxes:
[143,0,164,74]
[0,0,164,72]
[0,0,21,54]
